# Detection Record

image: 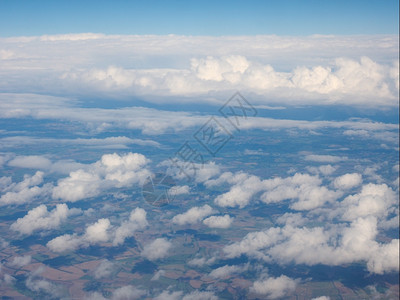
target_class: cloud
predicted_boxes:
[141,238,172,260]
[46,218,111,252]
[94,260,116,279]
[212,171,339,210]
[187,256,216,267]
[181,291,218,300]
[306,164,337,176]
[340,183,397,221]
[333,173,362,189]
[1,136,160,150]
[312,297,330,300]
[223,216,399,274]
[304,154,348,163]
[213,173,264,208]
[154,290,183,300]
[10,204,81,235]
[0,171,50,206]
[169,185,190,196]
[113,207,148,246]
[52,152,151,202]
[209,264,248,279]
[85,218,111,243]
[151,269,166,281]
[250,275,298,299]
[8,155,52,169]
[203,214,234,228]
[1,34,398,106]
[111,285,147,300]
[8,255,31,268]
[0,93,397,137]
[46,207,148,252]
[172,204,215,225]
[25,267,64,299]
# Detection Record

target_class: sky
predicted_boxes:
[0,1,399,299]
[0,0,399,36]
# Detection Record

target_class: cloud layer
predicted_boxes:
[0,34,398,107]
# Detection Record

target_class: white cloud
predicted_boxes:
[0,93,397,136]
[333,173,362,189]
[25,267,64,299]
[172,204,215,225]
[306,164,337,176]
[113,207,148,246]
[340,183,397,221]
[223,216,399,274]
[112,285,147,300]
[85,218,110,244]
[0,171,50,206]
[1,136,160,150]
[311,297,330,300]
[209,264,248,279]
[8,155,52,169]
[8,255,31,268]
[182,290,218,300]
[213,171,339,210]
[203,214,234,228]
[154,290,183,300]
[304,154,347,163]
[46,218,111,253]
[214,173,264,208]
[10,203,81,235]
[169,185,190,196]
[151,269,165,281]
[250,275,298,299]
[188,256,216,267]
[47,207,148,252]
[94,260,115,279]
[1,34,397,106]
[52,152,151,202]
[141,238,172,260]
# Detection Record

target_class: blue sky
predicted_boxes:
[0,0,398,36]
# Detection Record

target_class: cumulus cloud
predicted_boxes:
[46,218,111,252]
[112,285,147,300]
[52,152,151,202]
[223,216,399,274]
[209,264,248,279]
[11,204,82,235]
[172,204,215,225]
[141,238,172,260]
[46,207,148,252]
[182,290,218,300]
[8,255,31,268]
[203,214,234,228]
[340,183,397,221]
[169,185,190,196]
[94,260,116,279]
[212,171,339,210]
[333,173,362,189]
[25,267,64,299]
[213,172,264,208]
[113,207,148,246]
[250,275,298,299]
[0,171,50,206]
[188,256,216,267]
[154,290,183,300]
[1,34,397,106]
